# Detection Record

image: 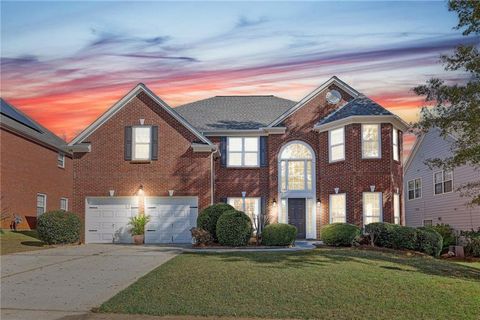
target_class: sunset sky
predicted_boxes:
[1,1,477,153]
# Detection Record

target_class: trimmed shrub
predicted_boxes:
[262,224,297,246]
[364,222,397,247]
[465,238,480,257]
[321,223,361,246]
[37,211,80,245]
[216,210,253,246]
[428,224,456,250]
[190,227,213,246]
[197,203,234,241]
[390,225,417,250]
[415,228,443,257]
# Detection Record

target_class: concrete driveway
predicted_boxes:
[1,244,181,320]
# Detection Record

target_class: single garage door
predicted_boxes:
[85,197,139,244]
[144,196,198,244]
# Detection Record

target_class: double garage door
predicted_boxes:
[85,196,198,244]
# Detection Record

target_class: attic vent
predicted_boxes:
[326,90,341,104]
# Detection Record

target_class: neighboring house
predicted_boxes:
[68,76,408,243]
[0,99,73,230]
[404,128,480,230]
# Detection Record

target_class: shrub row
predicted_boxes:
[320,223,361,246]
[262,223,297,246]
[461,229,480,257]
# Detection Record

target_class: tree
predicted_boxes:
[413,0,480,205]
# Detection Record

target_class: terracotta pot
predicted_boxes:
[133,235,144,245]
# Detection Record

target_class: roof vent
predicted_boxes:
[326,90,341,104]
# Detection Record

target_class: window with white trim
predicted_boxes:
[330,194,346,223]
[133,126,152,160]
[407,178,422,200]
[392,128,399,161]
[227,137,259,167]
[423,220,433,227]
[37,194,46,216]
[363,192,382,225]
[227,197,260,227]
[434,170,453,195]
[279,143,313,192]
[362,124,381,158]
[393,193,400,225]
[329,127,345,162]
[60,198,68,211]
[57,153,65,168]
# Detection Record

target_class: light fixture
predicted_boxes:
[370,185,376,192]
[334,187,339,194]
[272,199,277,207]
[109,189,115,197]
[137,185,144,196]
[168,189,174,197]
[140,118,145,125]
[317,199,321,205]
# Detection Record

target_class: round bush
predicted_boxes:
[37,211,80,245]
[321,223,361,246]
[197,203,234,241]
[428,223,456,251]
[262,223,297,246]
[390,225,417,250]
[216,210,253,246]
[364,222,397,247]
[415,228,443,257]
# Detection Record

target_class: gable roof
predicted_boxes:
[175,96,296,132]
[69,83,214,146]
[0,98,69,152]
[268,76,360,127]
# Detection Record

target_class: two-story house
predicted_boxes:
[68,76,408,243]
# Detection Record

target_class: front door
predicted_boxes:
[288,198,306,239]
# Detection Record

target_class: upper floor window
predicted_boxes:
[363,192,382,225]
[60,198,68,211]
[37,193,46,216]
[434,170,453,195]
[227,137,259,167]
[329,127,345,162]
[392,128,399,161]
[57,153,65,168]
[133,126,152,160]
[393,193,400,224]
[407,178,422,200]
[362,124,381,159]
[279,142,314,192]
[330,193,346,223]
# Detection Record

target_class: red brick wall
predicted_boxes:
[0,128,73,230]
[73,92,212,240]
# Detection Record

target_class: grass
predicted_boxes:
[100,247,480,320]
[0,229,47,255]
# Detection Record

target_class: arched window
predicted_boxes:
[279,142,314,192]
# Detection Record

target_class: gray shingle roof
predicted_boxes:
[0,98,69,152]
[175,96,296,131]
[317,95,393,126]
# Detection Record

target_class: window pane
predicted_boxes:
[37,195,44,207]
[415,188,421,198]
[228,137,242,152]
[330,128,344,145]
[393,145,399,161]
[393,128,398,143]
[415,179,421,189]
[408,180,414,190]
[434,172,443,184]
[363,192,381,224]
[330,194,346,223]
[281,161,287,191]
[306,161,312,190]
[435,183,443,195]
[244,152,258,166]
[134,127,151,143]
[363,141,379,157]
[281,143,312,159]
[363,125,378,141]
[444,171,453,181]
[228,198,259,226]
[331,145,345,161]
[287,161,305,190]
[394,194,400,224]
[228,152,242,166]
[444,180,453,193]
[244,137,258,152]
[362,125,380,158]
[134,144,150,160]
[408,190,415,200]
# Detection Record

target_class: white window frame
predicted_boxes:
[362,192,383,225]
[37,193,47,216]
[132,126,152,161]
[407,178,422,200]
[392,128,399,162]
[60,198,68,211]
[393,193,400,225]
[57,153,65,168]
[329,193,346,223]
[227,137,260,168]
[227,197,261,228]
[328,127,345,162]
[433,170,453,195]
[361,124,381,159]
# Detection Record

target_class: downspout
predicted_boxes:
[210,148,216,205]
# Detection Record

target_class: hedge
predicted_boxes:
[262,223,297,246]
[37,211,81,244]
[321,223,361,246]
[365,223,416,250]
[415,227,443,257]
[197,203,234,241]
[216,210,253,246]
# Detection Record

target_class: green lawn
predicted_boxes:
[100,248,480,320]
[0,229,47,255]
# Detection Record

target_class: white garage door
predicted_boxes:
[85,197,139,244]
[145,197,198,244]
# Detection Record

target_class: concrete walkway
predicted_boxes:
[1,244,181,320]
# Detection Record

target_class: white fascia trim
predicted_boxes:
[268,76,360,127]
[203,127,286,137]
[69,84,213,147]
[192,143,217,152]
[314,115,410,133]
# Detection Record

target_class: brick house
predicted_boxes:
[68,76,408,243]
[1,99,73,230]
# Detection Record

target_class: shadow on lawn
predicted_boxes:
[188,248,480,282]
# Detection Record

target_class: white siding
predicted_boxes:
[404,129,480,230]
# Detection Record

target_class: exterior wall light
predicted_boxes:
[272,199,277,207]
[168,190,174,197]
[334,187,339,194]
[109,189,115,197]
[370,185,376,192]
[137,185,144,196]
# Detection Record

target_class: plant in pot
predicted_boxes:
[128,214,150,245]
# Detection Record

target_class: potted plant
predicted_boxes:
[128,214,150,245]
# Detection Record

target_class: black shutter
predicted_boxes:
[260,136,268,167]
[260,196,267,232]
[124,126,132,161]
[151,126,158,160]
[220,137,227,167]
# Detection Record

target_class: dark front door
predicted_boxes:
[288,198,306,239]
